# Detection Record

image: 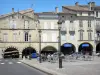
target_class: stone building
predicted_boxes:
[0,8,40,58]
[0,2,100,58]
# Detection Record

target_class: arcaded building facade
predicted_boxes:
[0,2,100,58]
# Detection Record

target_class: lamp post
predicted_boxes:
[29,34,31,60]
[38,29,42,63]
[57,20,63,68]
[35,20,42,63]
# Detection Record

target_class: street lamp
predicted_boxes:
[35,20,42,63]
[29,34,31,60]
[57,20,63,68]
[38,29,42,63]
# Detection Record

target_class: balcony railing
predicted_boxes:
[69,27,75,34]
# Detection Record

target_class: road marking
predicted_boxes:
[17,62,21,64]
[8,62,13,64]
[1,63,4,64]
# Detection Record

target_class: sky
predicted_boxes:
[0,0,100,15]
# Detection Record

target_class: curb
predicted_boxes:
[20,61,54,75]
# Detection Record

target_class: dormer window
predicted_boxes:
[24,20,29,29]
[22,16,24,19]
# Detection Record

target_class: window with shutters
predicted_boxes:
[88,32,92,40]
[10,20,16,29]
[25,32,28,41]
[52,33,57,42]
[42,33,47,42]
[44,22,48,29]
[24,20,29,29]
[51,22,55,29]
[79,31,83,40]
[88,20,91,28]
[79,20,83,27]
[3,33,8,42]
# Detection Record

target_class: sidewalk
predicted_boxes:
[20,57,100,75]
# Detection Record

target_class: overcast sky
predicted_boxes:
[0,0,100,14]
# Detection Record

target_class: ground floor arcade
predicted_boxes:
[0,41,99,58]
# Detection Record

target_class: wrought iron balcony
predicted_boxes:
[61,27,66,35]
[69,27,75,34]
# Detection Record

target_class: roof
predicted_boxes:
[35,12,57,15]
[0,8,33,19]
[58,12,76,15]
[63,6,92,12]
[93,6,100,10]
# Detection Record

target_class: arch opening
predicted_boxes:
[78,43,93,55]
[96,43,100,53]
[22,47,36,56]
[41,46,57,54]
[61,43,76,55]
[4,47,19,58]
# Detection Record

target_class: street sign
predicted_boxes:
[82,44,89,47]
[63,44,72,47]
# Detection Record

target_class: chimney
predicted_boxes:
[75,2,79,6]
[91,2,95,7]
[88,2,92,10]
[55,7,59,13]
[12,8,14,13]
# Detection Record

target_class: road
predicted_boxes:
[0,58,48,75]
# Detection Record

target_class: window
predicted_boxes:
[88,32,92,40]
[25,32,28,41]
[13,33,17,42]
[51,22,55,29]
[88,20,91,28]
[10,20,16,29]
[79,31,83,40]
[96,11,98,17]
[79,20,83,27]
[24,20,29,29]
[42,33,47,42]
[22,16,24,19]
[44,22,48,29]
[3,33,8,42]
[52,33,57,42]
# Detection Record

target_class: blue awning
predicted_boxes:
[82,44,89,47]
[63,44,72,47]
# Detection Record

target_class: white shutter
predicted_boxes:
[42,33,47,42]
[70,35,74,40]
[25,21,29,29]
[52,33,57,42]
[3,33,8,42]
[51,22,54,29]
[44,22,48,29]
